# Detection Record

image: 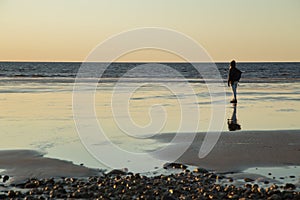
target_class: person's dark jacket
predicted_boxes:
[228,67,242,86]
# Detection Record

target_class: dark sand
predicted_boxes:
[1,130,299,182]
[151,130,300,172]
[0,150,100,183]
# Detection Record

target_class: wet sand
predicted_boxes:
[0,130,299,184]
[152,129,300,172]
[0,130,300,198]
[1,80,300,197]
[0,150,100,184]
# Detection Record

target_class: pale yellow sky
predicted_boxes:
[0,0,299,62]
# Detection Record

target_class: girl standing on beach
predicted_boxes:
[227,60,242,103]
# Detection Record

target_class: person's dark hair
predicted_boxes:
[230,60,236,68]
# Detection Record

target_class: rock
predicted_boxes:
[210,174,217,179]
[161,193,176,200]
[249,193,259,199]
[269,184,278,190]
[7,190,16,198]
[258,187,266,196]
[251,184,259,190]
[282,191,294,199]
[128,172,134,176]
[193,167,209,174]
[244,177,254,182]
[1,170,300,199]
[24,196,35,200]
[163,162,187,170]
[294,194,300,199]
[3,175,9,183]
[45,178,55,186]
[24,182,39,188]
[107,169,127,176]
[267,194,282,200]
[72,191,81,198]
[227,194,239,199]
[284,183,296,190]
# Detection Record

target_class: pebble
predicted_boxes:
[107,169,127,176]
[24,180,39,188]
[267,194,282,200]
[193,167,208,174]
[244,177,255,182]
[282,191,294,199]
[3,175,9,183]
[7,190,16,198]
[0,165,299,199]
[163,162,187,170]
[284,183,296,190]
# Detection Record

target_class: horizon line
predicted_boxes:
[1,60,300,63]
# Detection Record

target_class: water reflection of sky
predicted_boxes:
[0,80,299,170]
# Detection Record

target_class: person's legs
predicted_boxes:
[231,81,238,101]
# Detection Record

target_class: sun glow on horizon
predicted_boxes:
[0,0,299,62]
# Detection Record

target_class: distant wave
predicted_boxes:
[0,62,299,83]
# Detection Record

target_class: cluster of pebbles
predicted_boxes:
[0,164,299,199]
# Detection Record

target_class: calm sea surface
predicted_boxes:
[1,62,300,82]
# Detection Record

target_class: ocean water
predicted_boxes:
[1,62,300,81]
[0,62,300,171]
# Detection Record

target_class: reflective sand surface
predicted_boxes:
[0,81,299,174]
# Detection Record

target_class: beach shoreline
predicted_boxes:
[0,62,300,198]
[1,129,299,179]
[1,129,299,198]
[0,154,299,199]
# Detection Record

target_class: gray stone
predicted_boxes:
[284,183,296,190]
[267,194,282,200]
[163,162,187,170]
[3,175,9,183]
[244,177,254,182]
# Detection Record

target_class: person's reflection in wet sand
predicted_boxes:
[228,103,241,131]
